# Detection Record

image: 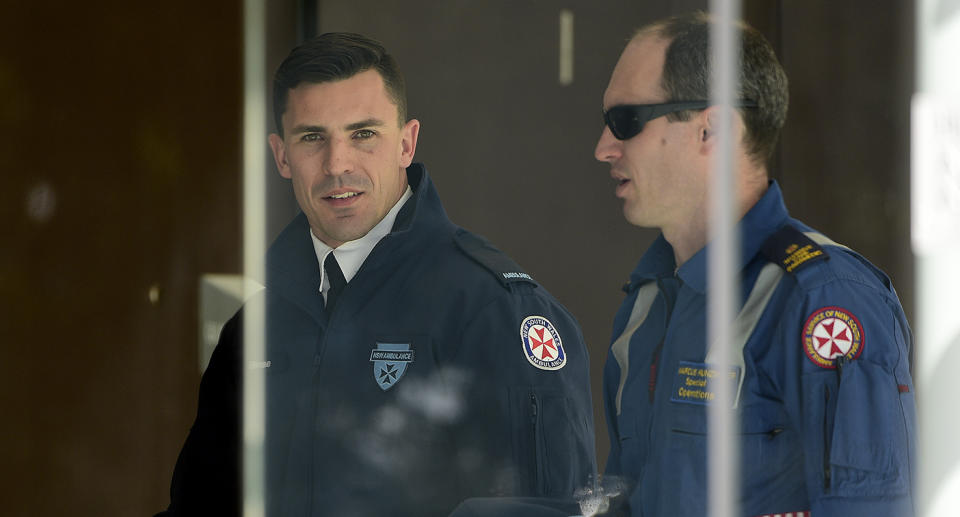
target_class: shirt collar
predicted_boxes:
[628,180,790,293]
[310,185,413,296]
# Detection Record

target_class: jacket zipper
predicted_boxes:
[530,391,542,494]
[824,357,846,493]
[670,427,783,438]
[823,385,831,492]
[649,340,664,403]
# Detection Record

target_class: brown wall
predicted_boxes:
[0,1,914,513]
[0,2,241,514]
[775,0,915,322]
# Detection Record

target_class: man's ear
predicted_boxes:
[699,105,743,154]
[268,133,292,179]
[703,106,720,141]
[398,119,420,168]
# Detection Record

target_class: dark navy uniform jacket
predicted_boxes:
[602,182,915,517]
[160,164,596,516]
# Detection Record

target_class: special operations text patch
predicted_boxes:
[761,225,829,273]
[803,306,864,369]
[670,361,742,406]
[520,315,566,371]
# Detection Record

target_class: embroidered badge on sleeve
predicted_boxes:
[520,315,566,371]
[802,306,864,369]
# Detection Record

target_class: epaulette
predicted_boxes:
[760,224,830,274]
[454,229,538,289]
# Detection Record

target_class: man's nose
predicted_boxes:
[594,125,622,163]
[324,138,353,176]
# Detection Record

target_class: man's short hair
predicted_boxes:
[272,32,408,135]
[636,12,789,166]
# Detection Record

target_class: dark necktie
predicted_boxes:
[324,253,347,314]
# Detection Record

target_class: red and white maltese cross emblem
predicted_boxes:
[812,318,854,360]
[529,326,558,360]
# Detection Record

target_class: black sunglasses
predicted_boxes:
[602,100,759,140]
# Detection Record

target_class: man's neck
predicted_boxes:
[663,215,707,268]
[664,172,769,268]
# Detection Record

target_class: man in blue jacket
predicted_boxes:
[158,32,595,516]
[594,13,915,516]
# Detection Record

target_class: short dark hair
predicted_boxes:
[636,12,788,165]
[272,32,408,136]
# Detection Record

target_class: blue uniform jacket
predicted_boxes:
[161,164,596,516]
[602,182,915,516]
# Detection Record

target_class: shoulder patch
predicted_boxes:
[454,229,537,288]
[520,315,566,370]
[802,306,864,369]
[760,225,829,274]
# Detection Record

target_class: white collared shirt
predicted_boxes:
[310,186,413,302]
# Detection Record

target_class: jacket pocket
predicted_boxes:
[666,402,792,508]
[826,359,907,497]
[509,386,590,496]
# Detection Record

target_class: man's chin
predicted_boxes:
[623,209,652,229]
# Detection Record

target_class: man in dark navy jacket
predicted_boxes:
[157,33,595,516]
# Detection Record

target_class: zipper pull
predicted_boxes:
[530,393,539,424]
[824,462,832,491]
[835,356,846,382]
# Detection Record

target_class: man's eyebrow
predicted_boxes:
[289,118,386,135]
[290,124,326,135]
[345,118,386,131]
